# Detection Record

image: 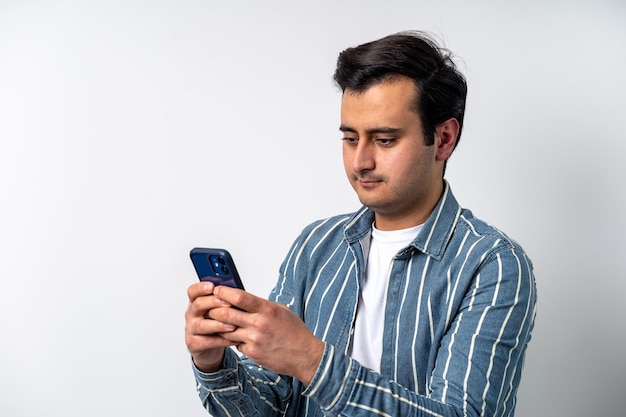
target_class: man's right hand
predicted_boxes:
[185,281,239,373]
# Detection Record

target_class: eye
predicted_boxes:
[376,138,396,146]
[342,136,358,145]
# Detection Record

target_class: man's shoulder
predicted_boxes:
[455,208,527,254]
[298,209,361,238]
[287,207,374,255]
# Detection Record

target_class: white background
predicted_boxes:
[1,1,625,416]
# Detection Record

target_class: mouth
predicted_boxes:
[356,176,382,188]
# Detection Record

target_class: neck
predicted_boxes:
[373,180,445,231]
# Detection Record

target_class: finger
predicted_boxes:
[186,331,238,352]
[187,281,216,302]
[186,293,233,320]
[213,286,264,312]
[218,331,245,345]
[206,305,247,328]
[189,314,237,335]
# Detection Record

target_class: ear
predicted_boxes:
[434,118,460,162]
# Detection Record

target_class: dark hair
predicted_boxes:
[333,31,467,151]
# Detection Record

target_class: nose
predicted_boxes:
[349,140,375,174]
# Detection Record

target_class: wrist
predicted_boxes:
[193,349,225,373]
[298,339,325,386]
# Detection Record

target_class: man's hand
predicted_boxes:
[185,282,239,372]
[207,285,325,386]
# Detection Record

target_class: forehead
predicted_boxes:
[340,77,419,126]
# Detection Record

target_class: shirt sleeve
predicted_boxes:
[193,347,293,417]
[303,245,537,417]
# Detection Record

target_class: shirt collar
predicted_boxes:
[343,181,462,261]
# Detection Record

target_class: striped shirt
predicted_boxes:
[194,182,537,417]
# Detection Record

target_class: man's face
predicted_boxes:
[340,76,446,230]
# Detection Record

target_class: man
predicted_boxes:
[185,31,537,417]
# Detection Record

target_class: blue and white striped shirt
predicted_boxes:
[194,182,537,417]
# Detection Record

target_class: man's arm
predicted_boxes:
[192,347,293,417]
[207,285,325,386]
[185,282,296,416]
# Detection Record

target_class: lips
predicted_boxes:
[356,177,382,188]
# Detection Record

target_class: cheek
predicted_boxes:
[390,150,434,183]
[342,146,355,173]
[385,151,417,174]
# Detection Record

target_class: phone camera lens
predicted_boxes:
[221,266,229,274]
[218,256,226,265]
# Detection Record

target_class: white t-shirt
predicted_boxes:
[348,223,423,372]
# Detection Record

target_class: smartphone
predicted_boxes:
[190,247,245,290]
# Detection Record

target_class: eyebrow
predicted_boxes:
[339,125,402,135]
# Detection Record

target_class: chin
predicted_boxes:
[359,199,388,213]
